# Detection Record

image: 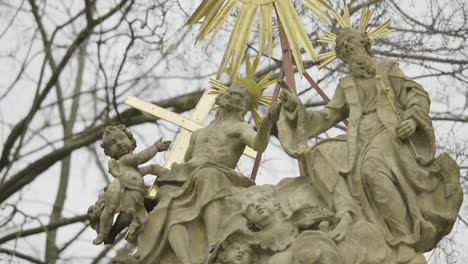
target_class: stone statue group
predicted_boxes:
[88,28,463,264]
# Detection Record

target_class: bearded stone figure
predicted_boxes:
[277,28,463,264]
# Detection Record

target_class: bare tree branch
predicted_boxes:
[0,248,44,264]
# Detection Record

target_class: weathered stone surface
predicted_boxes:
[276,28,463,264]
[88,124,170,245]
[94,29,463,264]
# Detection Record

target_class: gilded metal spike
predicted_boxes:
[187,0,332,79]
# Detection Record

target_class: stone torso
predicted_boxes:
[109,159,145,192]
[188,121,246,169]
[353,77,386,142]
[354,77,378,115]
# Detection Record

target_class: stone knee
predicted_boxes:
[362,159,411,236]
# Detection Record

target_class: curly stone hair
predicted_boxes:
[100,124,137,158]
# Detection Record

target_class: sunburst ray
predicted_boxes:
[186,0,333,79]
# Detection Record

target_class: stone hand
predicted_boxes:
[279,88,298,112]
[397,119,417,139]
[328,212,352,242]
[267,103,281,123]
[154,138,171,151]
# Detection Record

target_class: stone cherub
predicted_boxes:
[211,235,258,264]
[209,187,342,264]
[277,27,463,264]
[88,124,170,245]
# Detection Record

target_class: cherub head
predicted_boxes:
[217,236,257,264]
[241,191,285,230]
[101,125,137,159]
[215,84,252,119]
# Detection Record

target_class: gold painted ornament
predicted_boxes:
[317,5,397,69]
[186,0,333,79]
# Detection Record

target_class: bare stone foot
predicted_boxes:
[93,234,106,245]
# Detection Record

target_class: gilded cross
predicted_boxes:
[125,89,257,197]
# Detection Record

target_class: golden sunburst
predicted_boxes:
[209,56,275,127]
[317,5,397,69]
[186,0,333,79]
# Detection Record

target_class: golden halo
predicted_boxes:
[317,5,397,69]
[208,56,275,127]
[186,0,333,79]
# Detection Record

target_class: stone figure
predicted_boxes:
[277,28,463,264]
[88,125,170,245]
[131,84,279,264]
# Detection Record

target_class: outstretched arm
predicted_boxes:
[240,105,278,152]
[120,139,171,166]
[280,86,348,139]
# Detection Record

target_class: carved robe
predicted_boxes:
[134,162,254,264]
[277,58,462,252]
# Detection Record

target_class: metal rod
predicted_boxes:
[250,7,306,180]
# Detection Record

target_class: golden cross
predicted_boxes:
[125,89,257,197]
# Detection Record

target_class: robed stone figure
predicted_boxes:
[277,28,462,264]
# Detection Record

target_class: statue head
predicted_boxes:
[217,236,257,264]
[335,28,376,78]
[101,125,137,159]
[335,28,373,61]
[215,84,252,118]
[241,191,284,230]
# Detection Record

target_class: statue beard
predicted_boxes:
[347,53,376,79]
[216,95,247,113]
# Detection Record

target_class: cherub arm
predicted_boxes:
[120,139,171,166]
[139,164,169,177]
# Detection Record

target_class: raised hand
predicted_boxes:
[397,119,417,139]
[267,103,282,123]
[279,88,299,112]
[328,212,352,242]
[154,138,171,151]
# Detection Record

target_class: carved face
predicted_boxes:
[102,128,134,159]
[335,28,374,61]
[222,242,254,264]
[336,32,366,63]
[216,85,251,113]
[244,193,277,228]
[335,29,376,78]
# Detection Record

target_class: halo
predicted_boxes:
[209,56,275,127]
[317,5,397,69]
[186,0,333,79]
